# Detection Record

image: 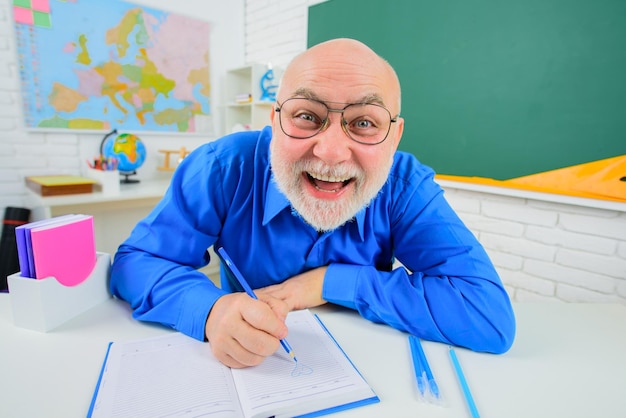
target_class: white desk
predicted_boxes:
[24,180,170,257]
[1,297,625,418]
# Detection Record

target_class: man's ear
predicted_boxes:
[391,116,405,149]
[270,106,277,124]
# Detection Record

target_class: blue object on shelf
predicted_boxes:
[259,65,278,102]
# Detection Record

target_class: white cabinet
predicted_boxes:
[223,64,282,134]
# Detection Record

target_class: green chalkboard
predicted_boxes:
[308,0,626,179]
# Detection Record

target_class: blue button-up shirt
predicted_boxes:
[111,127,515,353]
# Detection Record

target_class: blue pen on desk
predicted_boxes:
[409,335,440,400]
[449,346,480,418]
[408,336,427,398]
[216,247,298,363]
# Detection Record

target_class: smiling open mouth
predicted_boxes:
[306,172,354,193]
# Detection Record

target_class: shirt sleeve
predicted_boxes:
[322,161,516,354]
[110,140,232,341]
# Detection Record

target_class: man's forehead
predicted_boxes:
[278,47,400,111]
[287,87,386,106]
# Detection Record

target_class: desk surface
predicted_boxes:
[1,297,626,418]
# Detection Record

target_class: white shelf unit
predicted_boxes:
[224,63,283,134]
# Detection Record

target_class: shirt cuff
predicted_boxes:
[322,263,360,310]
[178,282,228,341]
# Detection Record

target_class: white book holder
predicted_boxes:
[7,252,112,332]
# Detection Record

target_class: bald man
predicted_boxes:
[111,38,516,368]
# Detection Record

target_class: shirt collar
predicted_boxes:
[263,176,291,226]
[263,174,367,241]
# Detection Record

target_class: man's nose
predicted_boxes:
[311,113,352,163]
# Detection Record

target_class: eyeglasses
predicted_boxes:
[275,97,398,145]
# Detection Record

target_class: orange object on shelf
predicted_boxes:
[436,155,626,203]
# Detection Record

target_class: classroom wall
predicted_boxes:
[1,0,624,304]
[244,0,327,68]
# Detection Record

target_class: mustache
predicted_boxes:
[293,158,364,181]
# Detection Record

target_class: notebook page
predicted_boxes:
[232,309,376,418]
[89,333,244,418]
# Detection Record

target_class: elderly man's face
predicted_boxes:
[270,39,404,232]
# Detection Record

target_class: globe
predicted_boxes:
[101,132,146,183]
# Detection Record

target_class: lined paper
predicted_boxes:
[91,333,242,417]
[234,312,374,417]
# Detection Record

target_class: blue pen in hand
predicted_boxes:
[217,247,298,363]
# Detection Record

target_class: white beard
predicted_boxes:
[270,145,393,232]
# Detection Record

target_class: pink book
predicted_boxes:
[16,214,81,278]
[30,215,97,286]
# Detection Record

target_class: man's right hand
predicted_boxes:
[204,292,290,368]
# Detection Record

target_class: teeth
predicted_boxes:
[308,172,349,183]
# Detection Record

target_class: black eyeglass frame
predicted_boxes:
[274,97,399,145]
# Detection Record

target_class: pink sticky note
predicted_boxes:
[31,0,51,13]
[13,6,34,25]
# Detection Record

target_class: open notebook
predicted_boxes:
[88,309,378,417]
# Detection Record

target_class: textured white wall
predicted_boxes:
[244,0,327,67]
[444,187,626,303]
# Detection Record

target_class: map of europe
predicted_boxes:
[13,0,211,132]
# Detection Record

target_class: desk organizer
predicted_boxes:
[7,252,112,332]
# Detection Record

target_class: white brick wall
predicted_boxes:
[444,186,626,304]
[244,0,327,67]
[0,0,25,209]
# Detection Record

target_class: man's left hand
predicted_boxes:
[256,266,328,311]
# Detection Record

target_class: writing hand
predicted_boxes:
[205,292,289,368]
